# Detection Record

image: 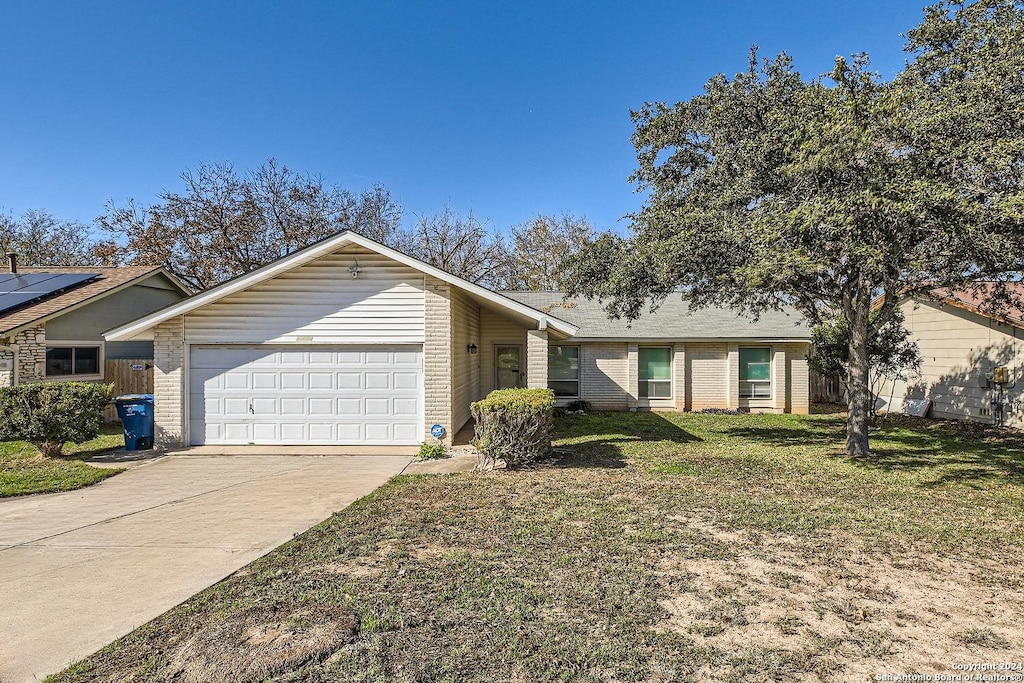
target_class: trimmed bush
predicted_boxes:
[470,388,555,470]
[0,382,114,457]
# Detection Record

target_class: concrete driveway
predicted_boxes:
[0,453,413,682]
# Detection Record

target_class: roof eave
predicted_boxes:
[105,232,579,341]
[2,267,184,339]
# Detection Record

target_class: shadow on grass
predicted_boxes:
[850,445,1024,487]
[551,411,702,469]
[724,424,843,448]
[730,413,1024,486]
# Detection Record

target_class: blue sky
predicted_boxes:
[1,1,926,237]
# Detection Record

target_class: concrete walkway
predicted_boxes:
[0,453,412,683]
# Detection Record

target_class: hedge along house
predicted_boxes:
[104,232,810,449]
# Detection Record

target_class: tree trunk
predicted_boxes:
[846,297,872,457]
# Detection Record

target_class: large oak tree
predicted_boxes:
[567,0,1024,456]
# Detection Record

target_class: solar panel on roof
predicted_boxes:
[0,272,99,315]
[0,273,65,294]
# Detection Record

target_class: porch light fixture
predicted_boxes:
[467,343,478,354]
[349,259,361,278]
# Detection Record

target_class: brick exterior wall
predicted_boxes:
[626,343,639,409]
[688,343,728,411]
[153,317,185,447]
[772,346,788,412]
[526,329,548,389]
[787,343,810,414]
[577,342,629,410]
[424,276,453,444]
[726,344,740,410]
[673,343,687,410]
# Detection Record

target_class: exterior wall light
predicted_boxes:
[468,343,478,354]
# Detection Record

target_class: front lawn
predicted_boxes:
[52,412,1024,682]
[0,426,124,497]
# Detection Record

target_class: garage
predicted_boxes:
[188,345,423,445]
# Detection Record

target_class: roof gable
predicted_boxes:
[105,232,579,341]
[0,266,189,338]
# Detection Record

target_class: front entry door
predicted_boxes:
[495,345,523,389]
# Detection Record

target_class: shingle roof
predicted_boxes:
[0,266,170,336]
[501,291,810,340]
[925,282,1024,328]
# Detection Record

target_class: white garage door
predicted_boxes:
[189,345,423,445]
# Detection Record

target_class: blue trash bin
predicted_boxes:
[114,394,155,451]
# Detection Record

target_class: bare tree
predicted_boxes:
[98,159,403,290]
[0,209,109,266]
[403,205,506,286]
[497,213,595,291]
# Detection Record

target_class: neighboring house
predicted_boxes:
[103,232,811,448]
[0,264,189,390]
[877,284,1024,427]
[501,292,810,414]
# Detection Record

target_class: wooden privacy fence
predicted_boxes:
[809,370,845,404]
[103,359,154,423]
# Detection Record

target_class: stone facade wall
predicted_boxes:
[13,325,46,384]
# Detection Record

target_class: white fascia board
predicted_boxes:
[105,231,579,341]
[565,337,812,343]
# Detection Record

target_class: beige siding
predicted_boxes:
[526,330,548,389]
[689,343,729,410]
[879,299,1024,426]
[479,308,530,395]
[46,277,184,342]
[184,245,425,344]
[580,342,630,409]
[450,288,481,433]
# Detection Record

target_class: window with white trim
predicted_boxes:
[739,347,771,398]
[548,345,580,398]
[45,343,103,378]
[639,347,672,398]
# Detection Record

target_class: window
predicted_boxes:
[639,347,671,398]
[45,344,102,378]
[548,345,580,397]
[740,347,771,398]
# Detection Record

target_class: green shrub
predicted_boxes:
[417,443,448,460]
[0,382,114,457]
[565,399,593,413]
[470,388,555,470]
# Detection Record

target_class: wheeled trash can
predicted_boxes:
[114,394,155,451]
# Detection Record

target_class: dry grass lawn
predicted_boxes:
[0,426,123,497]
[51,411,1024,682]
